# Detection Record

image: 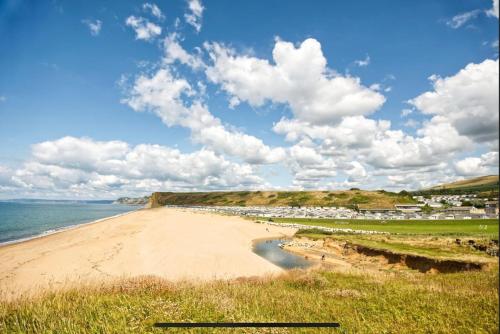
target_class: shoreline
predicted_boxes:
[0,207,143,248]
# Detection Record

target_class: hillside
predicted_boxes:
[412,175,499,197]
[149,190,416,209]
[430,175,499,190]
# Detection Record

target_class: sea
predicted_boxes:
[0,200,139,245]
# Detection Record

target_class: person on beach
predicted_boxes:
[321,254,326,261]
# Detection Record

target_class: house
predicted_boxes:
[445,206,473,215]
[394,204,423,213]
[470,207,486,215]
[485,201,498,215]
[359,208,396,214]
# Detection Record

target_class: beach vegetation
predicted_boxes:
[1,269,497,333]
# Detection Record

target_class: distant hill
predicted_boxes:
[114,196,150,205]
[430,175,499,190]
[412,175,499,197]
[149,190,416,209]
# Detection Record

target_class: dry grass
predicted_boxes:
[150,190,415,209]
[0,268,497,333]
[430,175,499,190]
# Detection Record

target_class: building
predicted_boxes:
[485,201,499,215]
[445,206,473,215]
[394,204,423,213]
[470,207,486,215]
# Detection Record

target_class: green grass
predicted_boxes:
[0,269,497,333]
[271,218,499,237]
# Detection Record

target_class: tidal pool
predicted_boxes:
[253,238,314,270]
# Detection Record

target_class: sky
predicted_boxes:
[0,0,498,199]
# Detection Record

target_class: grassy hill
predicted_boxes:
[430,175,499,190]
[149,190,416,209]
[412,175,499,197]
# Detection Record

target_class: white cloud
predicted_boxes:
[124,68,285,164]
[205,38,385,125]
[143,3,164,20]
[446,10,481,29]
[274,112,474,173]
[403,119,419,128]
[345,161,367,182]
[0,165,15,187]
[286,144,337,188]
[6,137,267,198]
[82,19,102,36]
[354,54,370,67]
[184,0,204,32]
[410,58,499,144]
[454,152,499,176]
[487,0,499,18]
[273,116,390,149]
[366,122,471,169]
[125,16,162,41]
[163,33,204,69]
[400,108,413,117]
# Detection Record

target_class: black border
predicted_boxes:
[154,322,340,328]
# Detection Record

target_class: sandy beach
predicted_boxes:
[0,207,296,299]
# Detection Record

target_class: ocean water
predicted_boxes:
[0,201,138,244]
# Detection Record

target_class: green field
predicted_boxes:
[1,269,497,334]
[270,218,499,237]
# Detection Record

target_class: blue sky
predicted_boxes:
[0,0,498,199]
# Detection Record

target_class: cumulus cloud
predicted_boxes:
[124,68,285,164]
[143,3,164,20]
[446,10,481,29]
[184,0,204,32]
[82,19,102,36]
[367,121,472,169]
[5,137,266,198]
[126,16,162,41]
[205,38,385,125]
[400,109,413,117]
[287,144,337,188]
[273,111,474,175]
[454,151,499,176]
[403,119,419,128]
[487,0,499,18]
[273,116,390,149]
[410,58,499,144]
[163,33,205,70]
[345,161,368,182]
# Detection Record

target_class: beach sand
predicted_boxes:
[0,207,296,299]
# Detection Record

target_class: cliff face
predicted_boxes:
[148,193,162,208]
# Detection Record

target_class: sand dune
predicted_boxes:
[0,207,296,299]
